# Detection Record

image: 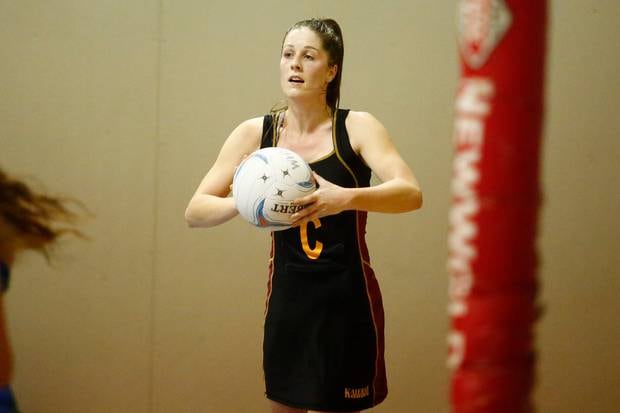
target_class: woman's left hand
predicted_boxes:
[290,172,350,226]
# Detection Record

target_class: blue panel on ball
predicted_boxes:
[256,199,290,229]
[297,180,314,189]
[254,153,269,164]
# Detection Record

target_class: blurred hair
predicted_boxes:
[0,167,86,259]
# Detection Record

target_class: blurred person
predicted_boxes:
[0,167,84,412]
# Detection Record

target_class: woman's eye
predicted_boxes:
[304,54,314,60]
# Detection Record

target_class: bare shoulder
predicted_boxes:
[345,111,389,152]
[345,110,384,128]
[222,116,264,155]
[231,116,264,142]
[238,116,264,132]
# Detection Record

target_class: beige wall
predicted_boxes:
[0,1,618,412]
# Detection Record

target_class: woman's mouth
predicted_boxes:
[288,76,305,84]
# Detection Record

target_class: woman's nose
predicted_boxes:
[290,57,301,71]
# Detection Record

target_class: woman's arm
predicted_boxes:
[291,111,422,223]
[184,117,263,228]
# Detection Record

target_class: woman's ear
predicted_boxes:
[327,65,338,83]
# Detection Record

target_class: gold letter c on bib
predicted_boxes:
[300,218,323,260]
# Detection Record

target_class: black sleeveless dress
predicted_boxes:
[261,109,387,411]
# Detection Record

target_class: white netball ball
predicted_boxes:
[232,147,316,231]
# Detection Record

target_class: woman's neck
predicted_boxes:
[285,99,333,135]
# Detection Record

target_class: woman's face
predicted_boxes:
[280,27,337,101]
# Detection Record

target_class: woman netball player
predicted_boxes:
[185,18,422,413]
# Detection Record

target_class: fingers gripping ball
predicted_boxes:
[232,147,316,231]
